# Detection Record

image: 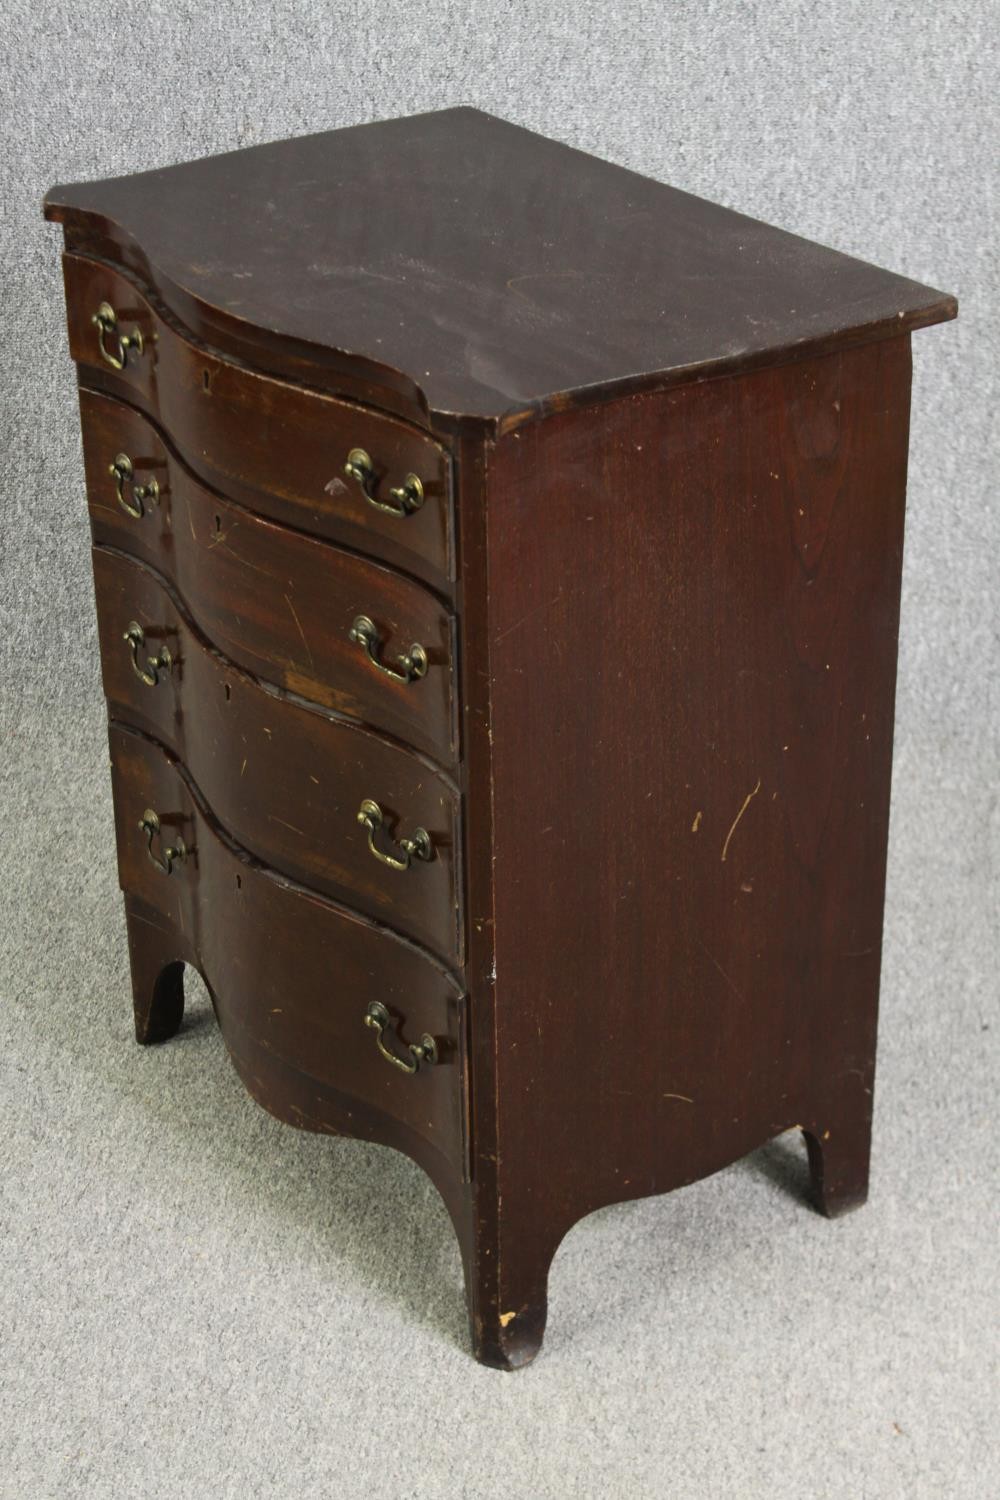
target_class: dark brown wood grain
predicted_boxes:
[80,389,458,765]
[475,337,913,1363]
[94,546,463,964]
[111,723,469,1179]
[45,109,955,425]
[45,111,956,1369]
[66,257,454,587]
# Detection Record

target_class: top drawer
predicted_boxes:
[62,253,454,589]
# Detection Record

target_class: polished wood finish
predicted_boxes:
[94,547,462,963]
[112,724,469,1179]
[67,258,454,588]
[475,338,910,1361]
[45,110,955,1369]
[45,109,955,424]
[81,391,457,765]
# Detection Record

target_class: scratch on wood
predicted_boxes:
[493,590,563,645]
[691,810,702,832]
[268,814,305,837]
[127,910,174,938]
[663,1092,695,1104]
[696,939,746,1003]
[506,269,597,306]
[284,592,315,669]
[720,778,762,862]
[216,538,279,580]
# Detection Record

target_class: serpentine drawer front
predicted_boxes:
[80,391,457,764]
[65,256,454,589]
[93,547,463,964]
[109,725,469,1178]
[46,108,955,1369]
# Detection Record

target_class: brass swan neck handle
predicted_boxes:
[357,799,432,871]
[138,809,186,876]
[364,1001,437,1074]
[124,622,172,687]
[92,302,145,371]
[349,615,427,683]
[110,453,160,519]
[343,448,424,517]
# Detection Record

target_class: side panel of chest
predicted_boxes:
[484,337,913,1221]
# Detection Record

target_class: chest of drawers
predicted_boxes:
[45,107,955,1368]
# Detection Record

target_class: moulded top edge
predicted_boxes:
[44,108,957,430]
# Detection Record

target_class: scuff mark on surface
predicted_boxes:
[696,940,746,1003]
[284,592,315,669]
[268,814,305,837]
[720,777,762,862]
[493,590,564,646]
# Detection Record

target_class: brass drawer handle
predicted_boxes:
[344,447,424,516]
[357,798,432,871]
[92,302,145,371]
[139,809,186,876]
[365,1001,437,1075]
[349,615,428,683]
[124,622,172,687]
[110,453,159,518]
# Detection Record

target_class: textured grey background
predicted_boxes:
[1,2,996,1497]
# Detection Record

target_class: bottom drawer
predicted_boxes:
[108,723,469,1177]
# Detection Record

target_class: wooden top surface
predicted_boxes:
[45,107,956,426]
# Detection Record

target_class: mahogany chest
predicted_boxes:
[44,108,955,1367]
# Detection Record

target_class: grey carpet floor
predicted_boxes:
[1,691,995,1500]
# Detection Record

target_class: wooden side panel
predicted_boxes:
[485,338,913,1234]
